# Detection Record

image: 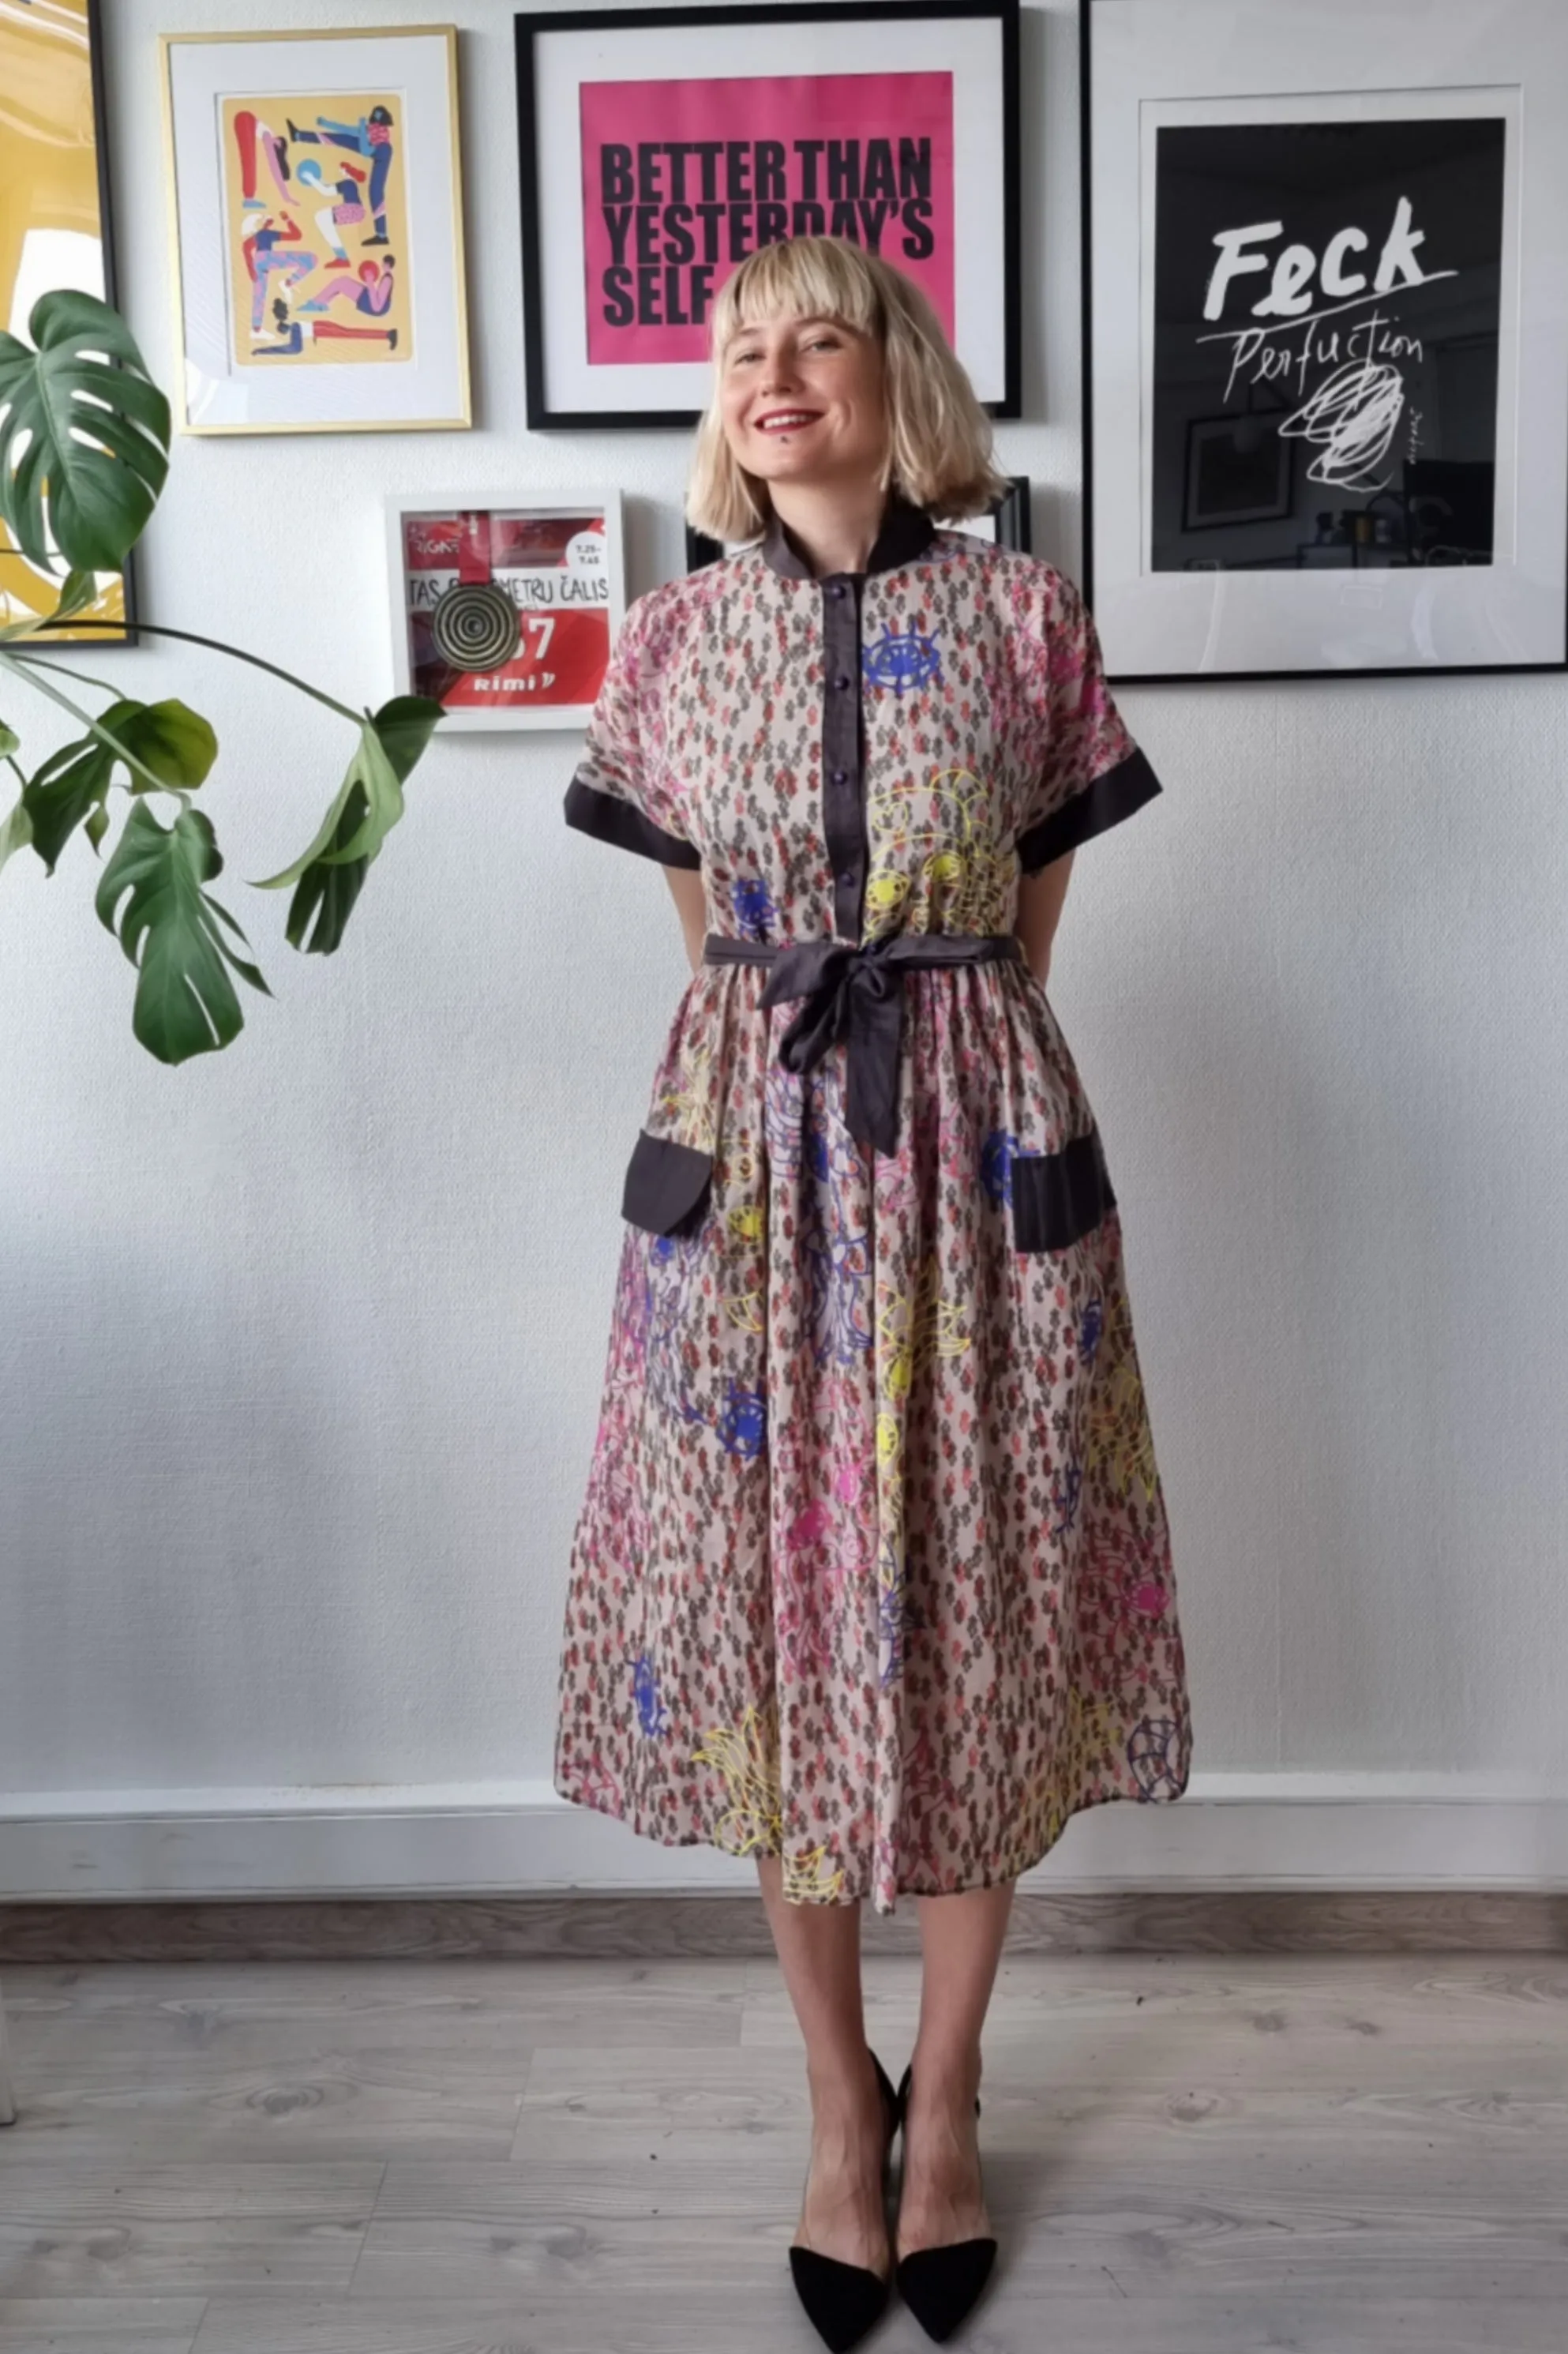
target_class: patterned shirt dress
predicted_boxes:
[554,494,1193,1915]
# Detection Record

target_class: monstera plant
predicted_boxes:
[0,290,443,1064]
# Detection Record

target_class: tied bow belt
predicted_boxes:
[703,929,1024,1159]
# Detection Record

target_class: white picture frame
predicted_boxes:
[160,25,471,434]
[515,1,1020,426]
[384,490,626,732]
[1082,0,1568,678]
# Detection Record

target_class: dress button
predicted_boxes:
[831,581,847,599]
[833,672,850,690]
[838,869,855,888]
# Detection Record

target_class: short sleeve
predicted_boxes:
[562,589,702,870]
[1014,569,1162,877]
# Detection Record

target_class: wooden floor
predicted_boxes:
[1,1948,1566,2352]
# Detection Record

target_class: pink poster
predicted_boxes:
[579,73,955,366]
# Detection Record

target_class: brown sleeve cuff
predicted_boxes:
[564,773,702,869]
[1017,746,1162,875]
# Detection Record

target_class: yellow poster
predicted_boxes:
[0,0,126,638]
[219,92,411,366]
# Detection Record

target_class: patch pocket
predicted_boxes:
[621,1126,714,1237]
[1010,1126,1116,1252]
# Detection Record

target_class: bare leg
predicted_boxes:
[756,1853,891,2277]
[895,1879,1016,2261]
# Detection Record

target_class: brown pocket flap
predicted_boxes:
[621,1127,714,1237]
[1011,1126,1116,1252]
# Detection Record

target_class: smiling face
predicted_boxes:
[717,310,888,496]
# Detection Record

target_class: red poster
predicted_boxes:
[579,73,956,366]
[400,510,611,715]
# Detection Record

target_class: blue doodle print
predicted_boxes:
[1127,1716,1185,1799]
[1079,1295,1104,1366]
[862,620,942,696]
[878,1545,917,1689]
[718,1379,767,1459]
[1050,1456,1082,1540]
[978,1128,1021,1211]
[638,1229,711,1429]
[732,876,776,940]
[632,1651,670,1737]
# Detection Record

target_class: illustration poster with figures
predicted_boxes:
[219,92,411,366]
[1150,114,1506,574]
[386,497,625,731]
[1083,0,1568,679]
[162,26,469,431]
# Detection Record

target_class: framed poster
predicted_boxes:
[516,1,1020,428]
[384,494,625,730]
[684,474,1030,566]
[1082,0,1568,678]
[160,26,471,434]
[1,0,134,640]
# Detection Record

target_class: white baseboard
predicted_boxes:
[0,1772,1564,1902]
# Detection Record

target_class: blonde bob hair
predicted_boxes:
[685,235,1011,544]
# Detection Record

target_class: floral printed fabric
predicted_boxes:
[554,516,1193,1913]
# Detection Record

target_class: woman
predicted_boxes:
[556,235,1193,2347]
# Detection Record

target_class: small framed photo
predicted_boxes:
[160,25,471,434]
[1182,415,1293,532]
[952,475,1032,549]
[1082,0,1568,678]
[683,477,1030,568]
[516,0,1021,429]
[384,493,625,730]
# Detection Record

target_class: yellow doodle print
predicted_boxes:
[1064,1688,1123,1783]
[784,1843,848,1902]
[722,1200,766,1334]
[1086,1288,1160,1504]
[864,768,1016,938]
[690,1701,784,1857]
[656,1039,717,1153]
[879,1252,972,1405]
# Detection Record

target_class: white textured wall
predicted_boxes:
[3,0,1566,1887]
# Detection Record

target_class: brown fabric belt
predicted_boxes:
[703,929,1025,1159]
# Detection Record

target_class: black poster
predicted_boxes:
[1150,116,1507,575]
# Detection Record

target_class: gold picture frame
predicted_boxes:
[159,24,472,434]
[1,0,132,637]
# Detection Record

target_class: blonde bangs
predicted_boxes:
[708,235,883,352]
[686,235,1010,547]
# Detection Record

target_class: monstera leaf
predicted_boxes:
[95,800,270,1065]
[23,698,217,873]
[0,291,171,573]
[252,696,443,952]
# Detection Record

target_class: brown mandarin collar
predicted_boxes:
[760,491,936,580]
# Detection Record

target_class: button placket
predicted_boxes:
[820,570,865,940]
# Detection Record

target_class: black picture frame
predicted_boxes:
[1079,0,1568,681]
[516,0,1021,430]
[684,476,1031,570]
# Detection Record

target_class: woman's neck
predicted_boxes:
[766,479,893,578]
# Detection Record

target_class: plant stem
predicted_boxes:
[5,753,24,789]
[8,649,121,697]
[0,650,166,797]
[33,616,362,726]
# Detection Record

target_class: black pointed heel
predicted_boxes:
[787,2048,902,2352]
[892,2061,998,2343]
